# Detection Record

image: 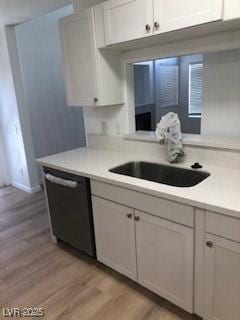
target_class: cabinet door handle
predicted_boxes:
[135,216,140,222]
[145,24,151,32]
[206,241,214,248]
[154,21,160,29]
[127,213,132,219]
[94,98,98,103]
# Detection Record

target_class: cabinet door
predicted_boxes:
[104,0,153,45]
[153,0,223,34]
[92,196,137,280]
[59,10,98,106]
[204,234,240,320]
[224,0,240,20]
[135,210,194,313]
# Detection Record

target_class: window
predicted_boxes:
[133,54,203,134]
[188,63,203,117]
[133,61,154,106]
[155,58,179,108]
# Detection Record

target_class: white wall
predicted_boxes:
[0,5,87,192]
[5,26,40,191]
[83,106,127,136]
[15,5,86,167]
[202,49,240,138]
[0,26,35,192]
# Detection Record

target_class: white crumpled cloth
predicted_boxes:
[156,112,184,163]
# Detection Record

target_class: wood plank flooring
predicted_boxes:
[0,186,199,320]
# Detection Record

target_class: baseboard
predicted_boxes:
[11,181,42,194]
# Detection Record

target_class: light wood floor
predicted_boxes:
[0,186,199,320]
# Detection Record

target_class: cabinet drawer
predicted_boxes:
[91,180,194,227]
[206,211,240,243]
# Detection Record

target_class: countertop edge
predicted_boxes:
[37,159,240,220]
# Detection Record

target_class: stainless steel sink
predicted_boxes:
[109,161,210,187]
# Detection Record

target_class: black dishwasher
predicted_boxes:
[44,167,96,257]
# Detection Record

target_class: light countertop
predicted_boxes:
[37,147,240,219]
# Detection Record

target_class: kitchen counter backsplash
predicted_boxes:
[87,134,240,170]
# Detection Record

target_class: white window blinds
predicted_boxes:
[188,63,203,116]
[155,58,179,108]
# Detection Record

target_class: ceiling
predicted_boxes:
[0,0,73,25]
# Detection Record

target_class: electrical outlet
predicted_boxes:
[11,125,18,135]
[116,122,121,135]
[101,121,107,135]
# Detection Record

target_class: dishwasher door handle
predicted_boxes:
[44,173,78,188]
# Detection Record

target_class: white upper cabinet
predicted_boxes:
[59,11,98,106]
[224,0,240,20]
[204,234,240,320]
[135,210,194,313]
[153,0,224,34]
[104,0,153,45]
[59,4,124,107]
[103,0,224,45]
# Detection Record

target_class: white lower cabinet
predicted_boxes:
[91,182,240,317]
[92,196,194,312]
[204,234,240,320]
[135,210,194,313]
[92,196,137,280]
